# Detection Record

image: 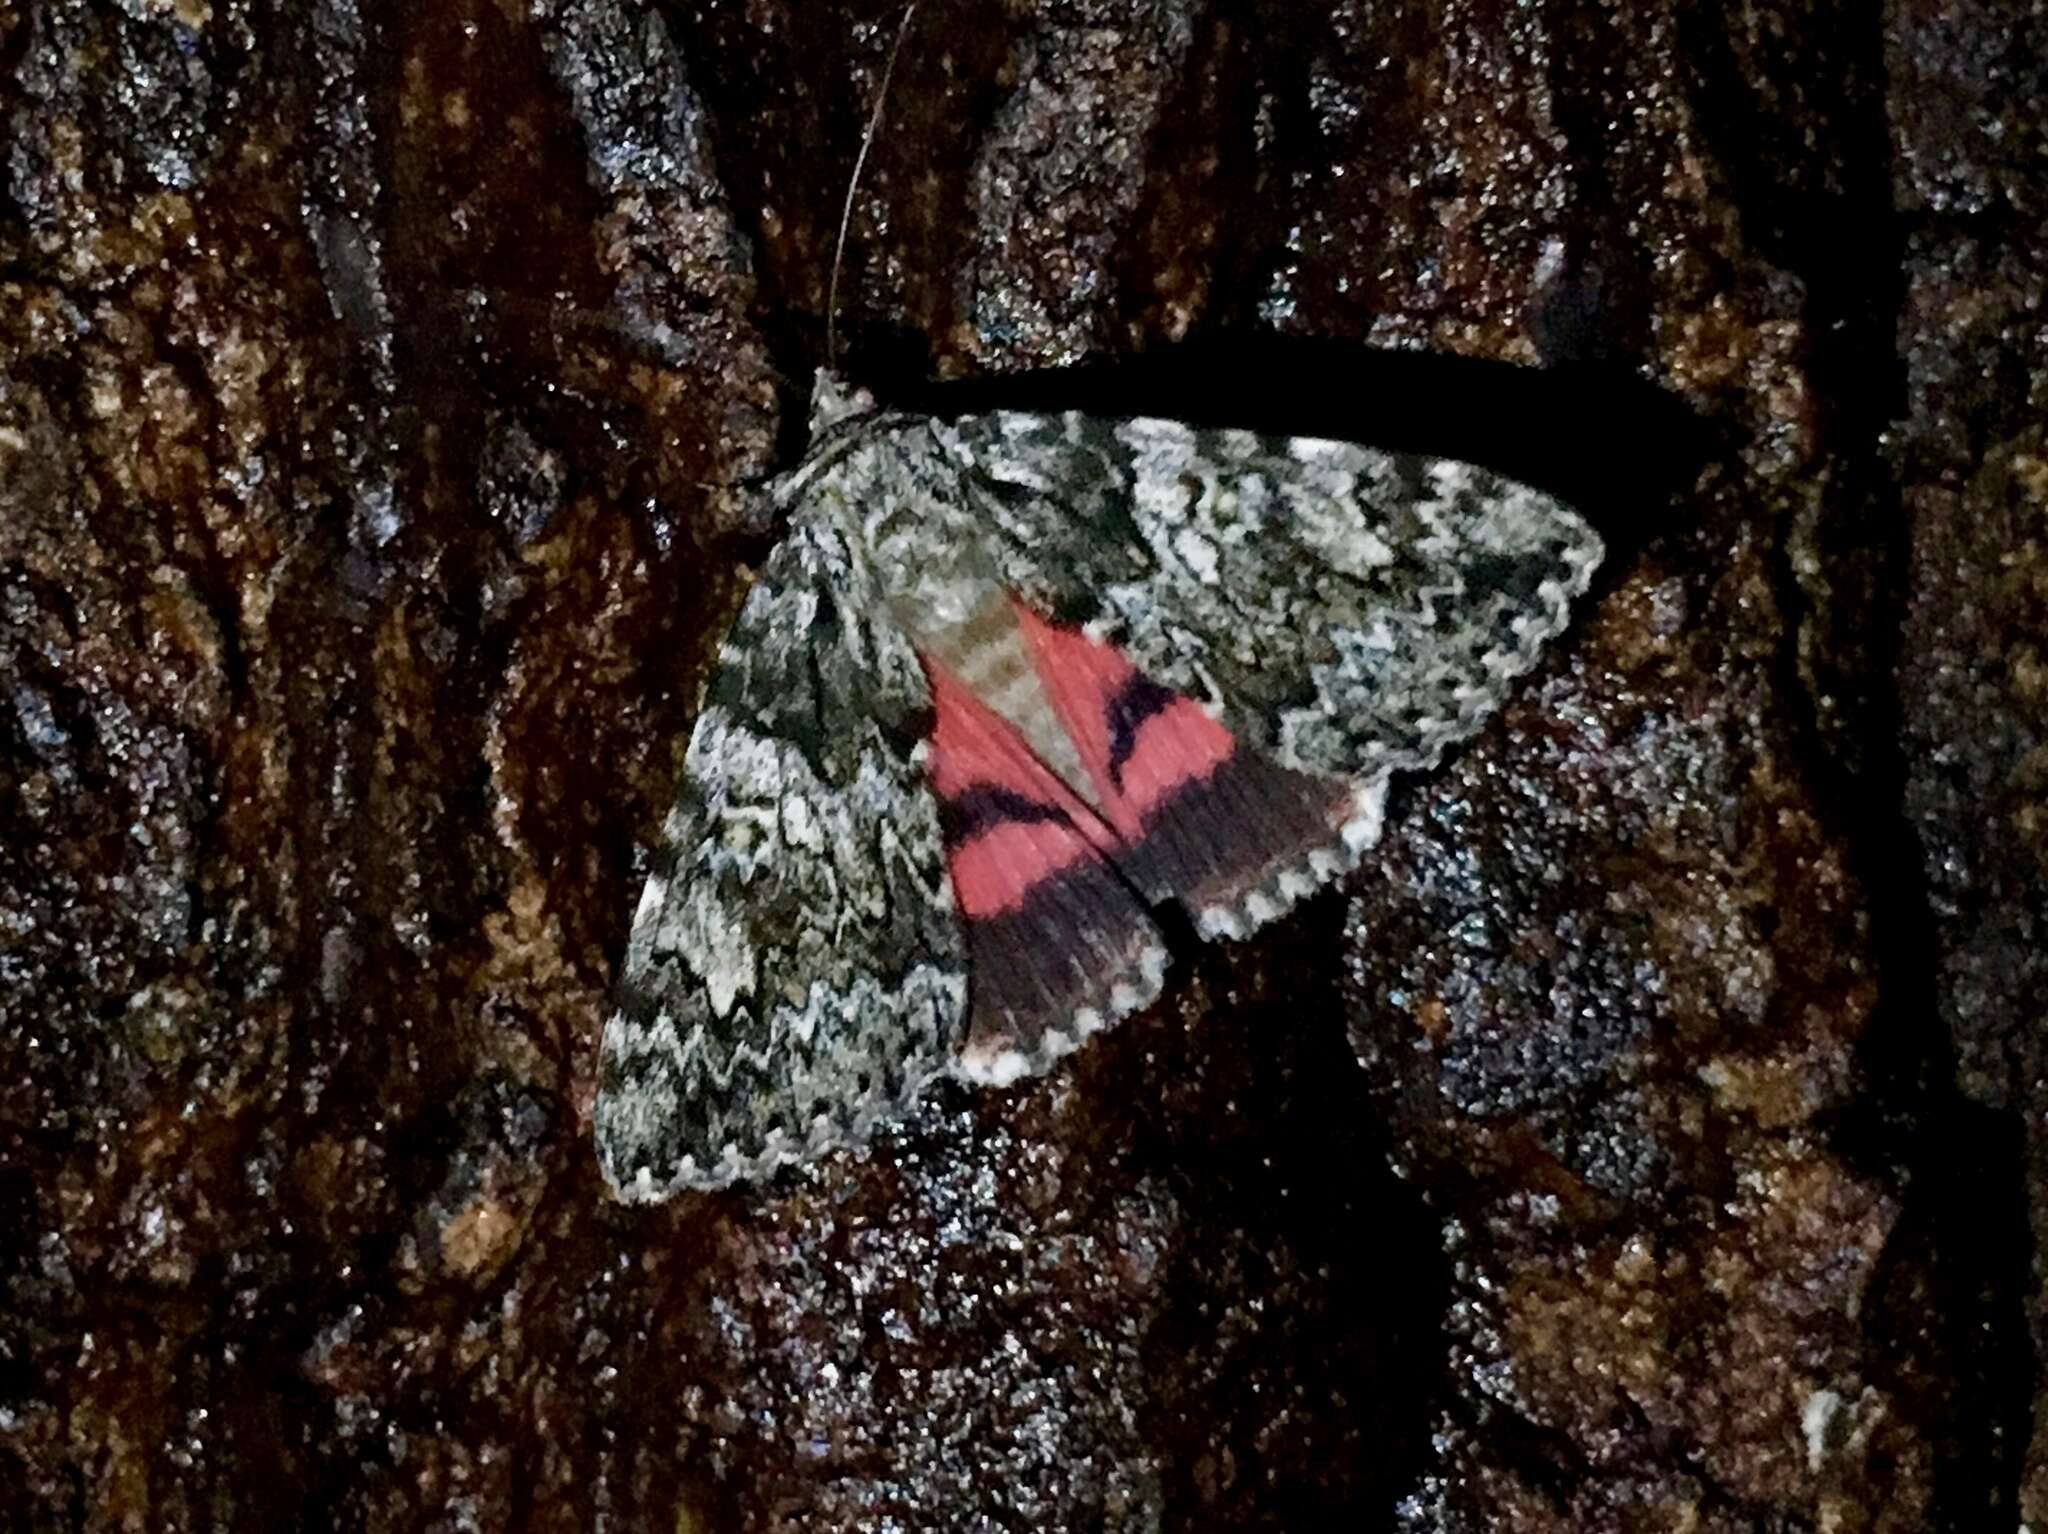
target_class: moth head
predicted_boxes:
[809,368,878,436]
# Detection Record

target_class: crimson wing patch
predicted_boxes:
[919,648,1164,1089]
[1003,599,1381,936]
[919,605,1369,1090]
[595,373,1604,1199]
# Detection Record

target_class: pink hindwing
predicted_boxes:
[594,385,1602,1198]
[915,597,1385,1083]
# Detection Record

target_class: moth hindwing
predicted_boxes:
[595,372,1604,1198]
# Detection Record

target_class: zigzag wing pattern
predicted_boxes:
[595,386,1604,1197]
[595,516,967,1199]
[928,410,1604,935]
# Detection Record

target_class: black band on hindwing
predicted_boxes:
[1102,672,1180,789]
[939,783,1072,844]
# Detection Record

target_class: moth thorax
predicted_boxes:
[887,567,1009,671]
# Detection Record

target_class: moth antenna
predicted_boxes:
[826,1,919,371]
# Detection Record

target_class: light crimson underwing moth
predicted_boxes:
[594,367,1606,1199]
[590,0,1604,1199]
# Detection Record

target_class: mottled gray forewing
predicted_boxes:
[596,515,967,1199]
[927,412,1604,783]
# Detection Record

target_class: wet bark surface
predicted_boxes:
[2,1,2042,1528]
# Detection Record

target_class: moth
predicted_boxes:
[596,368,1605,1198]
